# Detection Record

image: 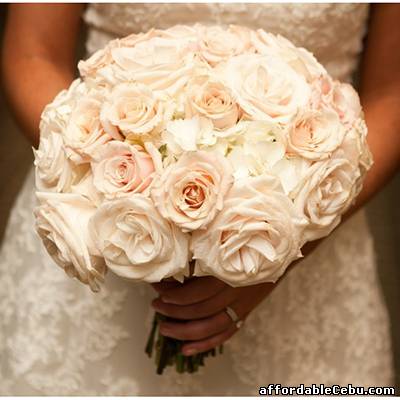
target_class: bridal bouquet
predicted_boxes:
[34,24,372,373]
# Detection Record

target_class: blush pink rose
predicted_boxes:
[151,150,233,231]
[185,78,240,130]
[332,82,362,125]
[288,109,345,161]
[197,25,253,66]
[91,141,155,199]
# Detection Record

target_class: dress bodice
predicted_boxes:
[84,3,369,82]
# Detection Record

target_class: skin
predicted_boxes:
[2,4,84,147]
[3,4,400,357]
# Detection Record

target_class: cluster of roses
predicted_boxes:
[34,24,372,291]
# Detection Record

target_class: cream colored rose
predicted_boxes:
[332,82,362,125]
[151,151,233,231]
[111,28,157,48]
[34,192,106,292]
[252,30,326,82]
[125,59,195,98]
[37,80,89,191]
[309,75,334,110]
[354,119,373,173]
[192,175,304,286]
[185,78,240,130]
[156,25,198,40]
[78,47,113,77]
[198,25,253,66]
[111,34,192,70]
[89,196,189,282]
[291,155,361,242]
[220,54,310,123]
[40,79,84,138]
[109,36,195,96]
[100,83,165,139]
[339,120,368,167]
[70,170,103,208]
[34,132,81,193]
[91,141,155,199]
[287,109,345,160]
[64,92,112,164]
[338,119,373,196]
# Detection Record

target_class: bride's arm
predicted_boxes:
[353,4,400,212]
[2,4,84,147]
[152,4,400,356]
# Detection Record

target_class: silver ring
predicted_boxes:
[225,306,244,329]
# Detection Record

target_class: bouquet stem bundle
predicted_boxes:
[145,312,223,374]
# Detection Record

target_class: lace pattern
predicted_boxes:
[0,3,394,395]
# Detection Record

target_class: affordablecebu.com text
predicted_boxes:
[259,383,395,396]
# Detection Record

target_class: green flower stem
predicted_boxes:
[145,312,223,374]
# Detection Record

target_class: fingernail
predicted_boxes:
[183,348,197,356]
[159,327,172,336]
[161,296,173,304]
[151,299,162,311]
[159,323,170,333]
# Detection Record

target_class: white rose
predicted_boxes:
[309,75,334,110]
[197,25,253,66]
[155,25,198,40]
[287,108,345,161]
[111,35,192,70]
[354,119,373,173]
[339,120,368,167]
[332,82,362,125]
[39,79,84,138]
[151,150,233,231]
[109,36,196,96]
[192,175,304,286]
[78,47,113,77]
[91,141,155,199]
[185,78,240,130]
[100,83,166,139]
[291,155,361,242]
[89,196,189,282]
[252,30,326,82]
[220,54,310,123]
[110,28,156,48]
[70,170,103,208]
[338,119,373,196]
[34,192,106,292]
[64,92,112,164]
[34,132,83,193]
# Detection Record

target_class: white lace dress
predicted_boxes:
[0,3,394,395]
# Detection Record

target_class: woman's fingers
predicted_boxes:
[152,287,237,320]
[159,310,232,341]
[178,298,248,355]
[181,324,238,356]
[151,279,182,293]
[159,276,227,305]
[153,282,276,355]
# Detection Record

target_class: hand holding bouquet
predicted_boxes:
[34,24,372,373]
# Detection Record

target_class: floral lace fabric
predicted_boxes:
[0,3,394,395]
